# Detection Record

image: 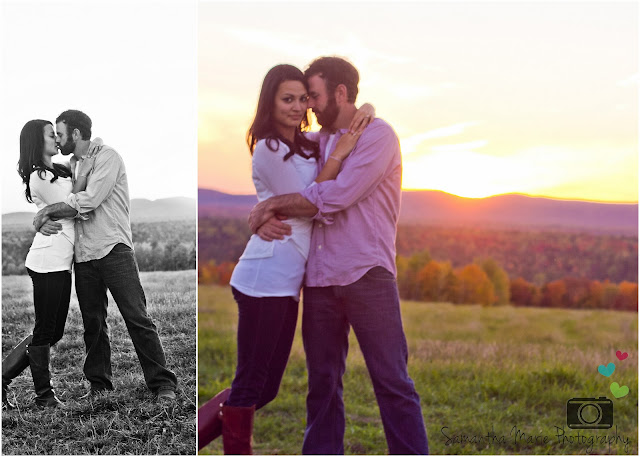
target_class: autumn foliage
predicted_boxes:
[197,218,637,312]
[199,250,637,312]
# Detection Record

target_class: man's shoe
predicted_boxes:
[35,394,64,409]
[156,388,176,402]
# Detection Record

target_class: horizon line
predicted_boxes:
[1,195,196,216]
[198,187,639,206]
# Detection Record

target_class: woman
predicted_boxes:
[198,64,373,453]
[2,119,97,409]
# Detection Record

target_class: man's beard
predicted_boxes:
[59,139,76,155]
[314,95,339,129]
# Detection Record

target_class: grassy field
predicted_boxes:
[1,270,196,455]
[199,284,637,455]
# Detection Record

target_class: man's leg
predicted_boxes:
[74,261,114,391]
[95,244,177,392]
[344,267,429,455]
[301,286,349,455]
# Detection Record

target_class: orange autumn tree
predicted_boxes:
[416,260,456,303]
[454,264,495,306]
[478,258,511,305]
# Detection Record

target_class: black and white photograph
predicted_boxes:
[1,0,197,454]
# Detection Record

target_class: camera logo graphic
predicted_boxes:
[566,397,613,429]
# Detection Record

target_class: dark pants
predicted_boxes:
[74,243,177,393]
[227,287,298,409]
[302,267,429,455]
[27,268,71,347]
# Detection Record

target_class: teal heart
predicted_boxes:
[610,382,629,399]
[597,363,615,377]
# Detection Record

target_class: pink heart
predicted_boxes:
[616,350,628,361]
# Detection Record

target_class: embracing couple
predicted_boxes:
[2,110,177,410]
[198,57,429,454]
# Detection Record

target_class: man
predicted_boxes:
[249,57,429,454]
[34,110,177,402]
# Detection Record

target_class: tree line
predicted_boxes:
[197,217,637,312]
[2,220,195,274]
[198,252,637,312]
[199,217,638,284]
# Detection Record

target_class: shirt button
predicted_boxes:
[318,223,323,227]
[318,245,322,250]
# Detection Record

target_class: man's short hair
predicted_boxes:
[304,56,359,103]
[56,110,92,140]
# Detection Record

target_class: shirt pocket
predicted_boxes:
[239,234,275,260]
[30,233,54,249]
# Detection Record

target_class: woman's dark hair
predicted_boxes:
[18,119,71,203]
[246,64,319,160]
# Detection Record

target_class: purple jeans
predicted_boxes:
[302,267,429,454]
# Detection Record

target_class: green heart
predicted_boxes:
[610,382,629,398]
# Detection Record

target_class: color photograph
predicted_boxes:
[197,1,637,455]
[1,0,197,454]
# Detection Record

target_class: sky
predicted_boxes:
[198,1,638,203]
[1,0,197,214]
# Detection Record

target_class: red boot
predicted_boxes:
[197,388,231,450]
[221,404,255,455]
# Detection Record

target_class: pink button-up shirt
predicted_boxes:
[300,118,402,287]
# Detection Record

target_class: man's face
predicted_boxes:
[307,74,339,128]
[55,122,75,156]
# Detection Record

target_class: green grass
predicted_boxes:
[2,270,196,455]
[199,285,637,455]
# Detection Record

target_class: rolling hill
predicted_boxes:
[198,188,637,235]
[2,196,196,229]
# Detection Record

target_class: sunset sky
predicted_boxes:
[198,1,638,203]
[1,0,197,214]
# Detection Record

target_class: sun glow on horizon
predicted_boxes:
[198,2,638,206]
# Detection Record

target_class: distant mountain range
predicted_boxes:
[199,188,638,235]
[2,197,196,228]
[7,191,635,235]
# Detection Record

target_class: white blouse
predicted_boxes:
[24,169,75,273]
[230,137,318,301]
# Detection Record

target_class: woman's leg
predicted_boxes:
[28,269,70,407]
[50,271,72,347]
[227,288,298,407]
[222,288,298,455]
[255,296,298,410]
[30,269,71,347]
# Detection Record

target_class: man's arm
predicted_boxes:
[301,121,398,216]
[33,202,78,232]
[248,193,317,234]
[67,148,121,214]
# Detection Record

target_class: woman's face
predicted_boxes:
[272,80,308,133]
[42,124,59,159]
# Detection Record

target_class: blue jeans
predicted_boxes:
[27,268,71,347]
[74,243,177,393]
[302,267,429,455]
[228,287,298,409]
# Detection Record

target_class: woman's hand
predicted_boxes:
[330,128,365,162]
[349,103,375,133]
[77,141,102,178]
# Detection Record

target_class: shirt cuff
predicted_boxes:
[64,194,89,220]
[300,185,334,225]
